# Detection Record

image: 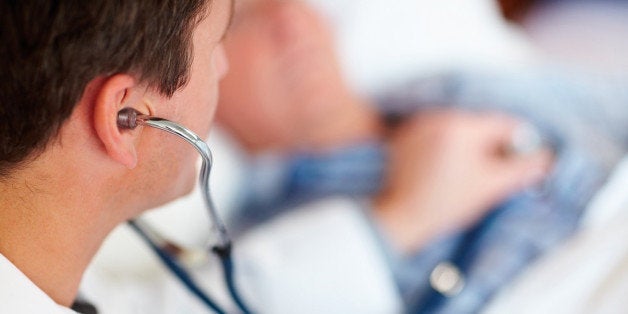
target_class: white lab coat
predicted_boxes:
[82,197,403,313]
[0,253,77,314]
[227,198,403,313]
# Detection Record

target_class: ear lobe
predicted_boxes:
[93,74,141,169]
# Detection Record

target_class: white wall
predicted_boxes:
[307,0,537,94]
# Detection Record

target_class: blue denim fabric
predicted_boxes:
[405,145,605,313]
[379,68,628,313]
[229,142,387,236]
[232,68,628,313]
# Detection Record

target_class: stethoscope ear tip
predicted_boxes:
[117,107,143,130]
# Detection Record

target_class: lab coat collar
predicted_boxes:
[0,253,77,313]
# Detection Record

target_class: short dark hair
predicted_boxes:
[0,0,210,176]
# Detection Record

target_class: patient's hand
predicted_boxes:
[374,110,553,253]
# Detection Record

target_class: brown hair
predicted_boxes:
[0,0,210,175]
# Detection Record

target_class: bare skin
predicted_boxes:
[374,111,553,252]
[217,0,382,153]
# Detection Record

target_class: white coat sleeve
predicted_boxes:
[231,196,404,314]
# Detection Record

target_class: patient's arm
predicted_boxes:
[373,110,553,253]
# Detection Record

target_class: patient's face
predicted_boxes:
[216,0,351,152]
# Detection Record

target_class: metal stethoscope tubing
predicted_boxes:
[117,108,251,314]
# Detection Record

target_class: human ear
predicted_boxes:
[92,74,144,169]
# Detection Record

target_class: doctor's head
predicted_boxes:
[0,0,231,218]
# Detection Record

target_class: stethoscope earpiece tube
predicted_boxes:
[213,245,253,313]
[129,220,228,314]
[118,108,251,313]
[116,107,142,130]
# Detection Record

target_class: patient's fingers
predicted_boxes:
[478,114,554,194]
[493,145,554,195]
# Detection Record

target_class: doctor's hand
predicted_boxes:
[373,110,554,254]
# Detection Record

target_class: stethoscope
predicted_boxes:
[115,107,553,313]
[117,108,252,314]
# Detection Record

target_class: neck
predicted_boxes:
[0,160,119,307]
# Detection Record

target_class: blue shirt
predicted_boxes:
[230,68,628,313]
